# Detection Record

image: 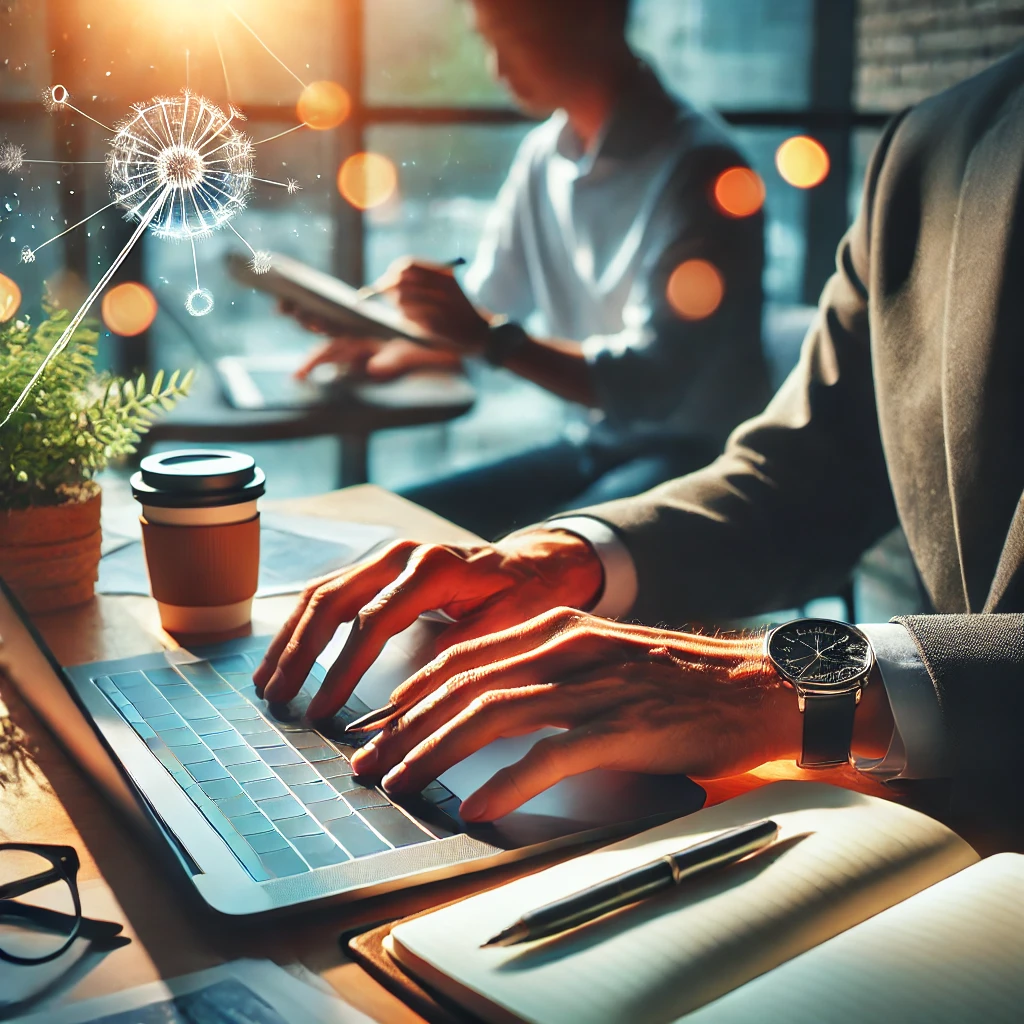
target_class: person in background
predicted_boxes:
[288,0,768,540]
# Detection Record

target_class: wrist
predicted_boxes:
[498,529,604,611]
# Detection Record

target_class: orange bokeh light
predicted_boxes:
[0,272,21,323]
[776,135,830,189]
[667,259,725,321]
[102,282,158,337]
[338,152,398,211]
[297,80,352,131]
[714,167,766,218]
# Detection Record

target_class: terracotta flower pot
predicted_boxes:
[0,485,102,614]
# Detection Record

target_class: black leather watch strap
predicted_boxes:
[485,319,529,367]
[799,692,859,768]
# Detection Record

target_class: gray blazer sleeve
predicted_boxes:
[896,614,1024,824]
[571,114,909,627]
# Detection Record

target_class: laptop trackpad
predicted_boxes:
[320,619,705,847]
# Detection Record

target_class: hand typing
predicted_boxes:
[252,530,605,719]
[349,611,802,821]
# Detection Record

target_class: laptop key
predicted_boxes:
[292,780,336,805]
[326,773,363,794]
[214,793,259,819]
[307,798,352,823]
[315,757,354,779]
[242,777,289,801]
[326,815,390,858]
[259,847,309,878]
[187,759,231,783]
[261,745,304,768]
[257,794,305,821]
[246,831,290,854]
[344,787,391,810]
[199,778,243,800]
[215,744,260,767]
[232,812,275,836]
[277,814,324,839]
[226,761,274,784]
[171,742,212,765]
[275,763,319,787]
[291,834,350,869]
[361,807,433,848]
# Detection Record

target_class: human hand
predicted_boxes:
[380,258,491,352]
[296,337,463,382]
[348,611,803,821]
[252,530,605,719]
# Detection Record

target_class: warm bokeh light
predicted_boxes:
[713,167,766,218]
[0,273,21,323]
[297,80,352,131]
[667,259,725,321]
[776,136,830,189]
[101,282,158,337]
[338,152,398,210]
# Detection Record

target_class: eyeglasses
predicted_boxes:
[0,843,122,965]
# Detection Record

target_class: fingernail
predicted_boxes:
[381,762,407,793]
[460,791,490,822]
[351,741,377,774]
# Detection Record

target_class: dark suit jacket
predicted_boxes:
[578,48,1024,824]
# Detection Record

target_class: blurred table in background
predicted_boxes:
[139,365,476,488]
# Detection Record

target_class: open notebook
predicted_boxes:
[386,781,1022,1024]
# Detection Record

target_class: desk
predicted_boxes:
[0,486,893,1021]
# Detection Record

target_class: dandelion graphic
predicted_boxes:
[0,5,328,428]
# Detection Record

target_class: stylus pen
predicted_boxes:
[481,818,780,948]
[355,256,466,301]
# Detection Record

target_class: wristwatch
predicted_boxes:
[484,316,530,366]
[765,618,876,769]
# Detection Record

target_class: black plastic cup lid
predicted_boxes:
[130,449,266,508]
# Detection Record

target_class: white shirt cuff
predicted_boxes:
[855,622,948,781]
[544,516,639,619]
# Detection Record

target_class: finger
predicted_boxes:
[295,344,339,380]
[458,728,613,821]
[253,581,331,693]
[378,685,569,797]
[260,540,419,704]
[306,545,503,719]
[388,606,590,711]
[353,638,586,774]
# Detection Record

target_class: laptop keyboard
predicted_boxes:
[93,654,463,882]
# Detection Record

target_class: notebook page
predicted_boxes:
[683,853,1024,1023]
[390,782,977,1024]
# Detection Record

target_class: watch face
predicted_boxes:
[767,619,872,688]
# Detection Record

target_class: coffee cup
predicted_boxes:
[130,449,266,635]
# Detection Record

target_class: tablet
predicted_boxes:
[226,250,448,349]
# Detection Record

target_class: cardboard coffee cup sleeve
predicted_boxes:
[141,515,260,607]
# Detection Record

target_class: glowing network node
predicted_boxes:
[0,142,24,173]
[20,246,35,264]
[186,287,214,317]
[108,92,254,241]
[250,250,272,274]
[286,178,300,195]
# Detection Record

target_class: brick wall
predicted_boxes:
[856,0,1024,109]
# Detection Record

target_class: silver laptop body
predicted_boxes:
[0,581,704,917]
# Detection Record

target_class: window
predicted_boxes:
[0,1,889,489]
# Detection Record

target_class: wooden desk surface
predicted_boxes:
[0,485,892,1021]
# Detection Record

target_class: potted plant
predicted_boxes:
[0,305,192,614]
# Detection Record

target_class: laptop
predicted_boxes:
[0,580,704,917]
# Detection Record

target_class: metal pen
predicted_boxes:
[355,256,466,302]
[482,818,780,948]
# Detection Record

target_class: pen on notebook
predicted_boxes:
[481,818,780,948]
[354,256,467,302]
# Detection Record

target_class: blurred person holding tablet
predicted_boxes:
[286,0,768,539]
